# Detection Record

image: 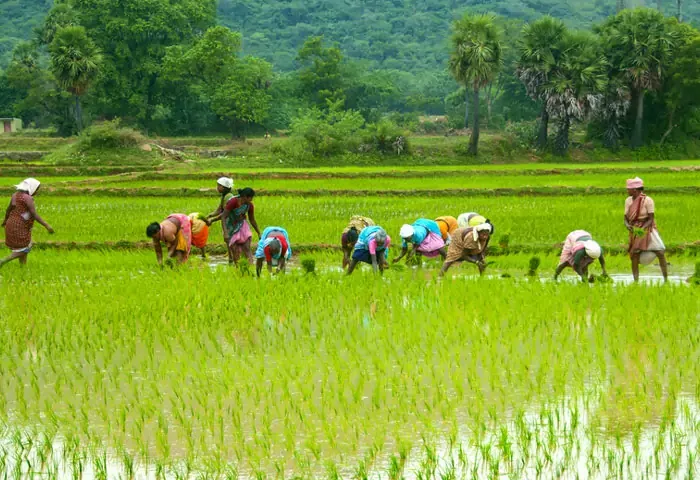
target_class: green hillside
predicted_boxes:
[2,0,698,70]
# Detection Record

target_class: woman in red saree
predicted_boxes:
[624,177,668,282]
[1,178,54,268]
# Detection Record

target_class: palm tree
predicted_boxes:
[516,16,567,149]
[449,13,502,155]
[49,26,102,132]
[544,31,607,155]
[598,9,678,148]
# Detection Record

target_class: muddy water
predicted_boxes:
[3,394,700,478]
[207,255,695,285]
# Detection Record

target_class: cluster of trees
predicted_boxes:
[450,9,700,154]
[0,0,698,158]
[3,0,698,71]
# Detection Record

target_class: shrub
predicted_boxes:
[504,121,537,150]
[76,120,145,151]
[290,107,364,157]
[361,119,410,155]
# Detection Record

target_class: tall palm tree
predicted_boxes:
[516,16,567,149]
[544,31,607,155]
[449,13,502,155]
[598,9,678,148]
[49,26,102,132]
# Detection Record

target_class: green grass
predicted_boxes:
[5,194,697,248]
[0,251,697,477]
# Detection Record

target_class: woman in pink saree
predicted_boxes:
[146,214,192,265]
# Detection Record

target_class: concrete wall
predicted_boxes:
[1,118,23,134]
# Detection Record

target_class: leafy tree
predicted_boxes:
[659,25,700,143]
[64,0,216,129]
[516,16,567,149]
[597,8,679,148]
[543,31,607,155]
[297,36,345,109]
[211,56,273,137]
[49,26,102,132]
[36,3,78,46]
[449,13,503,155]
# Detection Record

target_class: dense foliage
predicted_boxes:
[0,0,698,156]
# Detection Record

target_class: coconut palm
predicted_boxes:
[49,26,102,132]
[516,16,567,149]
[449,13,503,156]
[543,31,607,155]
[597,9,678,148]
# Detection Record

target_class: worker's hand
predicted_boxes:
[46,226,55,234]
[392,258,399,264]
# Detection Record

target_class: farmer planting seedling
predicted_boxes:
[394,218,447,264]
[341,216,375,269]
[255,226,292,276]
[457,211,487,229]
[435,215,459,244]
[439,222,493,277]
[346,225,391,275]
[554,230,607,282]
[624,177,668,282]
[146,214,192,266]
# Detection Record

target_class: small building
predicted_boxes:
[0,118,22,134]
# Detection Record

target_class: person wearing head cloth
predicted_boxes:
[435,216,459,244]
[624,177,668,282]
[457,212,487,229]
[439,221,494,277]
[205,177,235,262]
[210,187,262,267]
[146,214,193,266]
[341,215,375,269]
[393,218,447,264]
[347,226,391,275]
[1,178,54,268]
[554,230,607,282]
[255,226,292,276]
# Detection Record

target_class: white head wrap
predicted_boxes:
[15,178,41,196]
[400,224,414,238]
[217,177,233,189]
[472,223,492,240]
[583,240,602,259]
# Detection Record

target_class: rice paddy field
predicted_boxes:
[0,153,699,479]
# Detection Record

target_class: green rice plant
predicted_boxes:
[527,256,541,276]
[301,257,316,274]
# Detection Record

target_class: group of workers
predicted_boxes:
[1,176,669,282]
[341,213,494,277]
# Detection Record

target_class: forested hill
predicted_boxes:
[2,0,698,71]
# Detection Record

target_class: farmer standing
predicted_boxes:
[624,177,668,282]
[1,178,54,268]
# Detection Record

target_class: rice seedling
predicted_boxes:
[0,250,698,477]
